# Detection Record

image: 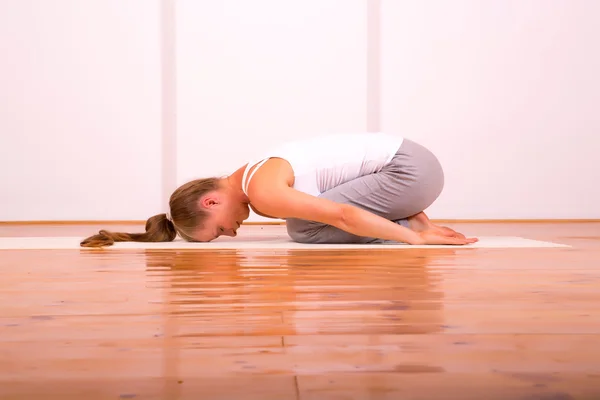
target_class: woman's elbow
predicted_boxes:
[336,204,354,230]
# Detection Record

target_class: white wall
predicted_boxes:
[0,0,162,221]
[1,0,598,222]
[175,0,368,222]
[381,0,600,219]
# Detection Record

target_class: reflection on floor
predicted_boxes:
[1,222,599,399]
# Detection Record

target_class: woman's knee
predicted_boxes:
[285,218,317,243]
[286,218,358,244]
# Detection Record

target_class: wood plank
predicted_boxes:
[0,222,599,399]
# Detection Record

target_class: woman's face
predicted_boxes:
[193,191,250,242]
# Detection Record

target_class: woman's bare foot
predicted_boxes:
[407,212,467,239]
[406,212,430,232]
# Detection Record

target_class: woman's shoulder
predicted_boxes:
[242,157,294,196]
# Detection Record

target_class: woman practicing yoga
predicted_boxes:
[81,132,477,247]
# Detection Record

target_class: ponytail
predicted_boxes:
[81,177,221,247]
[80,213,177,248]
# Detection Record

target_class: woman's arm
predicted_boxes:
[245,158,474,245]
[253,184,426,244]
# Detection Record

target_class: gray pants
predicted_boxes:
[285,138,444,244]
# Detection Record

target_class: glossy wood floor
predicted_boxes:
[1,222,599,400]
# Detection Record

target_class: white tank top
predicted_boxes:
[242,132,403,197]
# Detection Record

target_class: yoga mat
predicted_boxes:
[0,236,569,250]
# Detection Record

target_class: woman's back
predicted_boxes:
[244,132,404,196]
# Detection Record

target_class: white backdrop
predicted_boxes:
[0,0,162,221]
[0,0,598,221]
[380,0,600,219]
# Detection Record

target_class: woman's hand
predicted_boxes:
[416,229,479,245]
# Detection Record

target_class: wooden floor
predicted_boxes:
[1,222,599,399]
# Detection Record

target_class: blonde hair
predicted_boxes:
[80,178,221,247]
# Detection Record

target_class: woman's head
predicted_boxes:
[80,177,250,247]
[169,177,250,241]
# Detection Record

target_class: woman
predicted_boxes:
[81,132,477,247]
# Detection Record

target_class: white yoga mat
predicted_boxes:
[0,236,569,250]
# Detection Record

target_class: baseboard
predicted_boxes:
[0,220,287,225]
[432,219,600,223]
[0,219,598,225]
[0,220,148,225]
